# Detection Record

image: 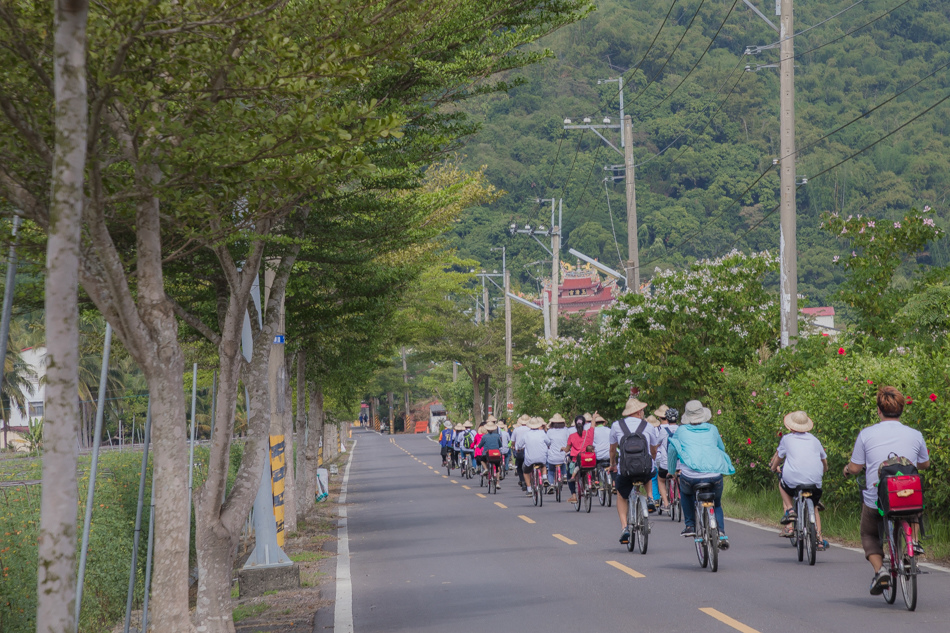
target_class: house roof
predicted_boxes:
[800,307,835,317]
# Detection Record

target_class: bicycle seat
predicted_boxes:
[795,486,819,496]
[694,482,716,502]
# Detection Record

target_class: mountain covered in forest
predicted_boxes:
[447,0,950,308]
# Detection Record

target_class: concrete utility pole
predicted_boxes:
[482,275,490,322]
[401,347,410,430]
[504,269,513,416]
[779,0,798,347]
[387,391,394,434]
[453,361,458,382]
[623,115,640,292]
[551,199,561,338]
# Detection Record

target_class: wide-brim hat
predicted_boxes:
[583,412,593,422]
[454,423,463,431]
[463,421,473,429]
[486,414,497,423]
[646,415,661,427]
[653,404,669,419]
[622,397,649,417]
[484,422,498,431]
[783,410,814,433]
[682,400,712,425]
[549,413,567,424]
[517,414,531,425]
[528,418,544,429]
[592,411,607,424]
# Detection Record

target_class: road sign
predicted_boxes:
[273,335,285,344]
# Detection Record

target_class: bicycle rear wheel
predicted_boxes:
[626,498,636,552]
[804,500,817,566]
[695,504,709,568]
[598,471,607,506]
[574,477,583,512]
[709,523,719,573]
[637,497,649,555]
[895,523,918,611]
[796,514,805,562]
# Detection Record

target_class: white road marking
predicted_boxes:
[334,439,358,633]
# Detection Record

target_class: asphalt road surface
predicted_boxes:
[322,429,950,633]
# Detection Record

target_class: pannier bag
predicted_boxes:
[487,449,502,463]
[877,453,923,516]
[579,451,596,469]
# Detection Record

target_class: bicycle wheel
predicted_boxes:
[695,503,709,568]
[446,459,452,476]
[598,471,607,506]
[480,468,485,487]
[585,475,593,513]
[538,476,544,508]
[895,523,918,611]
[533,482,540,506]
[626,497,636,552]
[882,521,898,604]
[709,522,719,573]
[555,477,562,503]
[803,500,817,566]
[574,477,583,512]
[637,497,649,555]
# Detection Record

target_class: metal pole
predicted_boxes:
[187,362,198,539]
[623,115,640,292]
[618,76,625,148]
[123,400,151,633]
[504,269,513,416]
[402,348,410,431]
[779,0,798,347]
[0,216,20,447]
[75,322,113,628]
[141,471,156,631]
[208,369,217,443]
[542,291,551,340]
[551,203,560,339]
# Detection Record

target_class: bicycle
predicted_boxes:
[486,458,501,494]
[625,481,650,554]
[691,480,720,572]
[787,486,820,566]
[664,473,681,522]
[596,462,613,507]
[573,466,594,513]
[461,453,475,480]
[551,463,565,503]
[528,464,544,507]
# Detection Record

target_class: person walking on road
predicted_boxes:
[609,396,661,544]
[842,386,930,596]
[667,399,735,549]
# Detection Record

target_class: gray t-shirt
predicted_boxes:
[777,432,826,488]
[850,420,929,508]
[609,418,661,469]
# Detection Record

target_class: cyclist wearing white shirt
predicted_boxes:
[843,386,929,597]
[545,413,571,489]
[511,415,531,490]
[654,406,678,512]
[516,417,551,496]
[609,397,661,544]
[592,412,611,462]
[769,411,829,549]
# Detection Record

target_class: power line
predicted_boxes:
[604,178,625,267]
[640,0,742,118]
[781,0,870,43]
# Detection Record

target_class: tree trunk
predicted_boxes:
[472,374,481,424]
[296,381,323,521]
[322,422,336,462]
[281,353,297,535]
[36,3,88,631]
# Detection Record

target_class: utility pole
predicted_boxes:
[551,200,560,338]
[452,361,458,382]
[509,202,560,338]
[779,0,798,347]
[482,274,490,322]
[504,269,512,417]
[0,216,21,448]
[623,114,640,292]
[401,348,410,430]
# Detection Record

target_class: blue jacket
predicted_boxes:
[477,432,504,451]
[667,423,735,476]
[440,429,454,447]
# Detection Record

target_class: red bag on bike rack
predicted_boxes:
[579,451,596,469]
[487,449,502,463]
[878,474,923,515]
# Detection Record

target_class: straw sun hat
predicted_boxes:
[528,417,544,429]
[783,411,814,433]
[622,396,649,417]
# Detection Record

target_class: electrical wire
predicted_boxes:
[779,0,870,43]
[605,178,625,268]
[640,0,742,118]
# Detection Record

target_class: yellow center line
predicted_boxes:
[699,609,761,633]
[476,493,487,498]
[422,462,427,466]
[605,561,645,578]
[461,485,471,490]
[517,515,535,524]
[428,466,434,469]
[450,480,458,484]
[442,475,448,479]
[553,534,577,545]
[494,502,507,509]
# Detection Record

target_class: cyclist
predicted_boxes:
[511,415,530,491]
[592,412,611,478]
[546,413,570,493]
[478,421,504,483]
[842,386,929,596]
[769,411,829,549]
[562,415,594,503]
[439,422,455,466]
[516,417,550,497]
[609,396,660,544]
[451,422,465,468]
[473,421,487,476]
[498,420,512,472]
[654,406,679,512]
[667,399,735,549]
[459,421,476,471]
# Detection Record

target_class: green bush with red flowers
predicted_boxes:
[710,336,950,517]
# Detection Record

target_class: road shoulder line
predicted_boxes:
[333,439,358,633]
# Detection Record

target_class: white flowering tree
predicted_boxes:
[518,251,781,416]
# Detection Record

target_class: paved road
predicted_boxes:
[328,429,950,633]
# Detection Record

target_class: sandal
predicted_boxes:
[816,535,828,551]
[781,525,794,537]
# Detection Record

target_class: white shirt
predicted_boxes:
[777,432,826,488]
[510,425,528,452]
[593,425,611,460]
[517,429,551,466]
[499,429,511,454]
[850,419,929,508]
[610,417,661,468]
[546,427,571,464]
[655,423,677,469]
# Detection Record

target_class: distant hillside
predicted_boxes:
[447,0,950,307]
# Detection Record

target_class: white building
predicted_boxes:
[800,307,837,336]
[0,345,45,449]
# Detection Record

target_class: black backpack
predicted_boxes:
[618,419,653,481]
